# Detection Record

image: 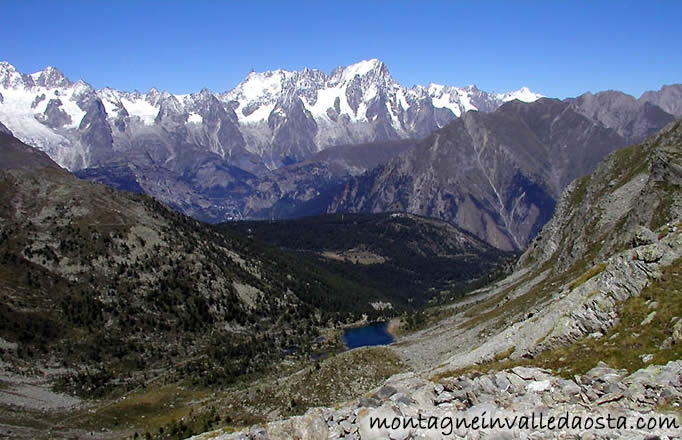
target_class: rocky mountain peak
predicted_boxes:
[31,65,72,89]
[498,85,541,102]
[0,61,33,89]
[230,68,295,105]
[569,89,675,143]
[298,66,325,80]
[346,58,387,77]
[71,79,95,97]
[145,87,162,105]
[155,91,185,122]
[197,87,215,100]
[640,83,682,116]
[329,58,394,88]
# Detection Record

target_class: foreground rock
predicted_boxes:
[192,360,681,439]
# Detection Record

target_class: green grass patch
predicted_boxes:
[532,257,682,377]
[493,346,515,362]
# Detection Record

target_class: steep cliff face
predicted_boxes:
[327,99,634,251]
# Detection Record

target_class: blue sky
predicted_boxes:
[2,1,680,98]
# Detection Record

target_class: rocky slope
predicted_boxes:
[0,130,415,433]
[198,361,682,440]
[193,120,682,439]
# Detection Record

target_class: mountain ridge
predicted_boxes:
[232,93,677,250]
[323,98,647,250]
[0,59,542,171]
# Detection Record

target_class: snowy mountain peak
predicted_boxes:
[198,87,214,98]
[145,87,162,105]
[0,61,17,75]
[330,58,392,86]
[229,68,295,105]
[0,61,32,89]
[343,58,385,77]
[0,59,546,171]
[300,66,322,76]
[497,86,543,103]
[31,66,72,89]
[69,80,94,99]
[427,83,445,93]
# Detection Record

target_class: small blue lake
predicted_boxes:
[342,321,394,349]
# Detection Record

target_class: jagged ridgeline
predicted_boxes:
[0,130,409,395]
[0,60,542,225]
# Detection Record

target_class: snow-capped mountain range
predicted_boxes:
[1,59,680,246]
[0,59,541,171]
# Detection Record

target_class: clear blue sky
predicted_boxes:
[2,1,680,98]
